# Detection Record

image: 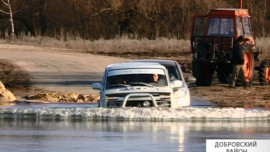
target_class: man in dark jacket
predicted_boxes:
[229,36,246,88]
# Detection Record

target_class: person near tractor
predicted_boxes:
[229,36,247,88]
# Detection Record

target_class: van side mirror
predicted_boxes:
[91,82,102,90]
[171,80,183,88]
[171,80,183,92]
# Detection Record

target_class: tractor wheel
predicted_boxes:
[217,72,230,84]
[192,60,215,86]
[240,50,254,85]
[217,63,231,84]
[259,59,270,85]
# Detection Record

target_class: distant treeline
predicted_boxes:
[0,0,269,40]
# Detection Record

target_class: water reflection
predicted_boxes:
[177,125,185,152]
[1,119,270,152]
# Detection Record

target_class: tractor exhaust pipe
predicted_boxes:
[239,0,243,8]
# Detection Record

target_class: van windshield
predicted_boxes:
[106,73,168,89]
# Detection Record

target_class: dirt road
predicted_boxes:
[0,44,126,95]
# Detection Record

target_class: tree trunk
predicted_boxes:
[7,0,14,39]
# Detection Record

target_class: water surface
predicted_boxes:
[0,103,270,152]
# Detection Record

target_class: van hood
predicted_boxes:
[104,86,172,94]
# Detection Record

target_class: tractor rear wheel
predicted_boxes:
[217,63,231,83]
[259,59,270,85]
[241,50,254,85]
[192,60,215,86]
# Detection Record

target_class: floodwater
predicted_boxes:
[0,102,270,152]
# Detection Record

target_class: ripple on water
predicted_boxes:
[0,104,269,122]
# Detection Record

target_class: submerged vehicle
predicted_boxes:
[191,0,260,86]
[92,61,190,108]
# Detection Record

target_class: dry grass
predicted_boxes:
[1,35,269,59]
[2,35,269,53]
[0,35,190,54]
[256,37,270,59]
[0,59,30,91]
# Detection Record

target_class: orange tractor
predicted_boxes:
[190,0,265,86]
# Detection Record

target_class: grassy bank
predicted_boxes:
[256,37,270,59]
[1,36,269,58]
[0,35,190,54]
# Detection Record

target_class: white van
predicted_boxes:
[92,61,190,108]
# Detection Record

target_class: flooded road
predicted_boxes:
[0,44,269,151]
[1,103,270,152]
[0,44,126,95]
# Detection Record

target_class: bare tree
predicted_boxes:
[0,0,14,38]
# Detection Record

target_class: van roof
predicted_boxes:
[106,62,166,71]
[127,59,181,67]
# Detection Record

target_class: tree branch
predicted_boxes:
[2,0,8,6]
[0,9,9,14]
[92,8,112,17]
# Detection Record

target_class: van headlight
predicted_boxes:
[174,88,189,97]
